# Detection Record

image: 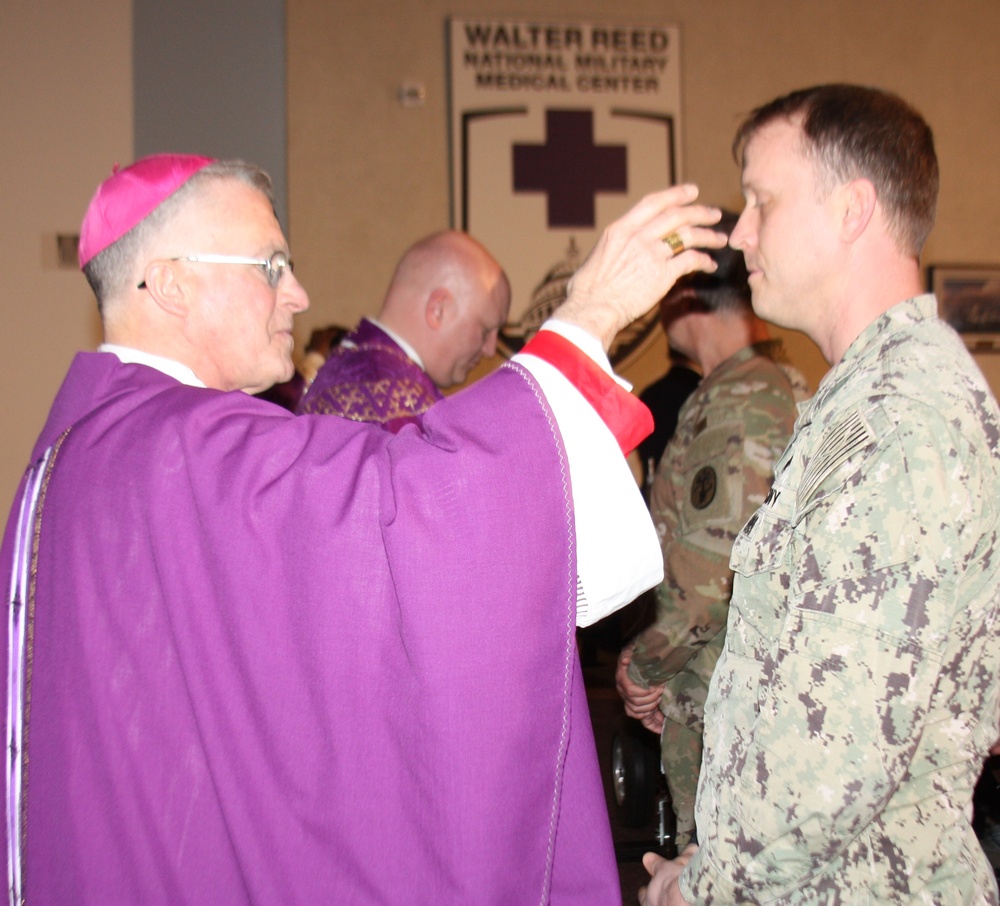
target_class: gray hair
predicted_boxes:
[82,160,274,312]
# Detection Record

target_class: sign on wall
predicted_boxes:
[448,18,682,366]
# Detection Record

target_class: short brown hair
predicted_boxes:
[733,84,938,256]
[667,211,750,315]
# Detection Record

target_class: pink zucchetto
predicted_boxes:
[78,153,215,268]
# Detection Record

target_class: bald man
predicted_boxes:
[298,230,510,430]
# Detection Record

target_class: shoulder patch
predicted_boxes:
[798,408,874,504]
[691,465,717,509]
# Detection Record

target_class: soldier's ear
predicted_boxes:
[425,288,454,330]
[840,178,877,243]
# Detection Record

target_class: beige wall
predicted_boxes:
[287,0,1000,396]
[1,0,131,518]
[3,0,1000,520]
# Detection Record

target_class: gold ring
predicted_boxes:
[662,232,685,254]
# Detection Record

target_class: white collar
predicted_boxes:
[365,318,425,370]
[98,344,207,388]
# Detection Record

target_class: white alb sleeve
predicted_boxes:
[514,321,663,627]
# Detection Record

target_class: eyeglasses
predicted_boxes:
[138,251,294,289]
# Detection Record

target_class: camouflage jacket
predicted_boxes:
[628,341,807,732]
[685,296,1000,904]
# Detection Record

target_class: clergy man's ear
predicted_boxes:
[425,287,454,331]
[141,261,190,319]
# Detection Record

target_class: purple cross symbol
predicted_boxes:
[513,109,628,228]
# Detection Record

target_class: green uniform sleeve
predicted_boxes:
[629,364,798,689]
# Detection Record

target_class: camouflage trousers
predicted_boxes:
[661,718,702,850]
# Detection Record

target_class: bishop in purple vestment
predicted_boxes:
[3,155,725,904]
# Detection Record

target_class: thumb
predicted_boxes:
[642,851,668,877]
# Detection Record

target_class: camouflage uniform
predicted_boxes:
[683,296,1000,904]
[628,341,807,847]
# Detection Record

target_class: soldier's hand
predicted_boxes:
[555,185,725,351]
[616,647,665,729]
[638,844,697,906]
[639,709,665,734]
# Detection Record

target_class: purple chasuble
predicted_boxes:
[298,318,444,431]
[2,352,619,905]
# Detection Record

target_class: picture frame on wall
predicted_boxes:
[928,265,1000,352]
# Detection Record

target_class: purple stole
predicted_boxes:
[298,318,444,431]
[3,352,620,904]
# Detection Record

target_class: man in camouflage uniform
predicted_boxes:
[616,214,808,849]
[642,85,1000,905]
